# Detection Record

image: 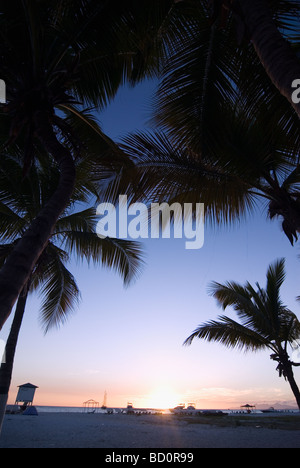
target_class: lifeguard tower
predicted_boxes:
[15,383,38,412]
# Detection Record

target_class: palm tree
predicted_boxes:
[98,102,300,244]
[184,259,300,409]
[98,3,300,244]
[152,1,299,144]
[232,0,300,117]
[105,1,300,237]
[0,286,29,434]
[207,0,300,117]
[0,0,177,330]
[0,151,144,432]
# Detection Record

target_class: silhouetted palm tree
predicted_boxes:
[150,1,300,238]
[209,0,300,117]
[0,0,176,329]
[184,259,300,409]
[99,105,300,244]
[0,151,143,432]
[98,3,300,243]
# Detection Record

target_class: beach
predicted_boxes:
[0,412,299,448]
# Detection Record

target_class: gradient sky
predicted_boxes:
[2,80,300,410]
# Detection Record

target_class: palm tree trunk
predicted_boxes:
[281,353,300,410]
[0,287,28,435]
[237,0,300,118]
[286,369,300,410]
[0,114,76,330]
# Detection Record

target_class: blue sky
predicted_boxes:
[2,80,300,410]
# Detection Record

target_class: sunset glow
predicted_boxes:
[145,386,181,410]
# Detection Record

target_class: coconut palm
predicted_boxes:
[152,1,300,147]
[184,259,300,409]
[0,0,178,330]
[0,151,144,432]
[98,2,300,243]
[98,101,300,244]
[208,0,300,117]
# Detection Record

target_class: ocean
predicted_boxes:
[7,405,163,414]
[7,405,299,415]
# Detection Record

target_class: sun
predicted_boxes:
[147,386,180,410]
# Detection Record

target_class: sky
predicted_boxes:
[2,79,300,411]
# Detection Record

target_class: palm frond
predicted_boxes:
[184,316,269,352]
[152,3,238,149]
[264,258,287,334]
[208,280,254,312]
[278,310,300,345]
[100,129,257,226]
[186,259,300,355]
[38,254,81,334]
[56,0,178,107]
[0,202,27,241]
[208,279,275,338]
[54,208,97,236]
[61,231,144,287]
[54,205,144,286]
[29,241,70,292]
[56,104,135,201]
[266,258,286,293]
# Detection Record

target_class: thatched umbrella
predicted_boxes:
[241,404,256,413]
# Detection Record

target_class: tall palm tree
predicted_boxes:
[0,286,29,434]
[184,259,300,409]
[0,151,144,432]
[0,0,177,330]
[152,1,300,147]
[206,0,300,117]
[98,103,300,244]
[98,2,300,244]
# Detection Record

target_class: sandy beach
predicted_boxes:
[0,412,299,448]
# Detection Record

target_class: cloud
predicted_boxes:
[85,369,101,375]
[182,386,291,409]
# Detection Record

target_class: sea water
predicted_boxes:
[12,406,298,414]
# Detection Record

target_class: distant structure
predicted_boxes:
[126,402,135,414]
[241,403,256,414]
[15,383,39,411]
[101,390,107,409]
[83,399,99,413]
